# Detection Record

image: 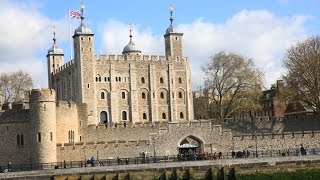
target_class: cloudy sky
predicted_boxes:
[0,0,319,90]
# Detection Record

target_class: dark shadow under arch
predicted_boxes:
[178,135,203,155]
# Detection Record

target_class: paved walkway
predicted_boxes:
[1,155,320,179]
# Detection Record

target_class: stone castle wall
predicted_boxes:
[56,120,320,162]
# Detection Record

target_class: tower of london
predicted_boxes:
[47,6,194,125]
[0,4,320,166]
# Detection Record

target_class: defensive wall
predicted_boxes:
[57,120,320,162]
[1,89,320,164]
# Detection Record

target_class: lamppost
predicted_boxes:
[150,133,157,163]
[253,131,258,158]
[151,136,156,163]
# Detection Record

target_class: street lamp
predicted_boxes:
[152,136,156,163]
[253,131,258,158]
[149,133,157,163]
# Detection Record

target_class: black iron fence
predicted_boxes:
[1,148,320,173]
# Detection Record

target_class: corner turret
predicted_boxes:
[29,89,57,164]
[47,26,64,88]
[122,25,141,56]
[73,2,97,124]
[164,5,184,58]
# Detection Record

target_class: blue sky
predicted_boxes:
[1,0,320,89]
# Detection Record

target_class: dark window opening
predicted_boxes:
[160,77,164,84]
[101,92,105,99]
[37,133,41,142]
[122,111,127,121]
[180,112,184,119]
[162,113,166,119]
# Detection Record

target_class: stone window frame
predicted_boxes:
[160,77,164,84]
[101,91,105,99]
[180,112,184,119]
[121,92,126,99]
[143,113,147,120]
[17,134,24,147]
[178,77,182,84]
[160,92,164,99]
[122,111,128,121]
[141,77,145,84]
[162,113,166,119]
[100,111,109,124]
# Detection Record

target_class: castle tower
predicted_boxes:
[73,3,97,124]
[29,89,57,164]
[164,5,184,58]
[47,26,64,88]
[122,25,141,56]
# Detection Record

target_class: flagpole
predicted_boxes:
[68,9,73,61]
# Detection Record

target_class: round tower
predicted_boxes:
[29,88,57,164]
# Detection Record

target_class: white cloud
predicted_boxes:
[179,10,310,89]
[99,20,163,55]
[0,0,69,87]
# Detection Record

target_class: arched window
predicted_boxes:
[180,112,184,119]
[122,92,126,99]
[142,92,146,99]
[99,77,101,82]
[160,77,164,84]
[160,92,164,99]
[143,113,147,120]
[122,111,127,121]
[178,77,182,84]
[101,92,105,99]
[17,135,20,146]
[141,77,145,83]
[100,111,108,123]
[179,92,182,98]
[162,113,166,119]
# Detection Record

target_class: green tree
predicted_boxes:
[202,51,264,118]
[0,70,33,103]
[283,35,320,113]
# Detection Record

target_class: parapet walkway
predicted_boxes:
[1,155,320,179]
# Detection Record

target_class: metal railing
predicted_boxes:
[1,148,319,173]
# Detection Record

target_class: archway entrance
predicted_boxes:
[178,136,203,160]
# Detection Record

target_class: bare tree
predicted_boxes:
[283,35,320,113]
[0,70,33,103]
[203,51,264,118]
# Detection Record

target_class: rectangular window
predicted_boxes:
[50,132,53,141]
[37,133,41,142]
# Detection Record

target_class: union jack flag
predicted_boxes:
[69,10,81,19]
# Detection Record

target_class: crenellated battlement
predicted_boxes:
[29,88,55,103]
[85,120,222,131]
[96,54,188,62]
[52,60,75,75]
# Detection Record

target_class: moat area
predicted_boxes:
[1,155,320,179]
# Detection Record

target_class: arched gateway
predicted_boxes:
[178,136,203,155]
